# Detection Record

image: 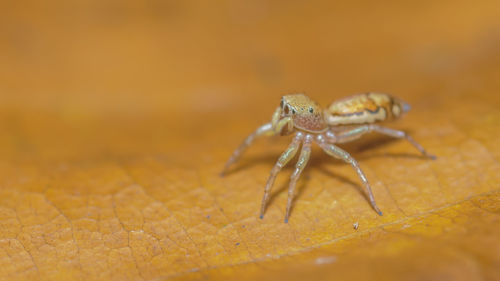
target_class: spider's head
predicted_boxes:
[279,94,327,133]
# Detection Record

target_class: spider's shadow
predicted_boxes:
[224,134,429,217]
[224,134,427,176]
[262,162,367,218]
[224,154,280,176]
[263,167,309,217]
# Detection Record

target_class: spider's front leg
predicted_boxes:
[260,132,304,219]
[284,134,312,223]
[316,136,383,215]
[221,107,292,175]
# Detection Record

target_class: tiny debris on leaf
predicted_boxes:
[315,256,337,265]
[353,222,359,230]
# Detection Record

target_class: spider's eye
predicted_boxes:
[291,108,296,114]
[309,107,314,113]
[280,99,284,108]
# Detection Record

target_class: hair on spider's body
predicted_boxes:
[221,93,436,223]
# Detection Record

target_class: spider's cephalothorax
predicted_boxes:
[278,94,327,134]
[221,93,435,223]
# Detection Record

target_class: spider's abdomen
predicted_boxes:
[325,93,410,126]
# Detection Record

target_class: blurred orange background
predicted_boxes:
[2,0,499,115]
[0,1,500,281]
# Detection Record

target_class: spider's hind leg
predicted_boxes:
[335,125,436,159]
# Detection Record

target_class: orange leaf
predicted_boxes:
[1,1,499,280]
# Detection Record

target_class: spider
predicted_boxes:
[221,93,436,223]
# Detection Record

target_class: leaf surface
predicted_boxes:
[1,1,500,280]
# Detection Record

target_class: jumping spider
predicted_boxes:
[221,93,435,223]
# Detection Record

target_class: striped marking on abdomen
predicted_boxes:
[325,93,396,125]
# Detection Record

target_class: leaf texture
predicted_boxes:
[0,1,499,280]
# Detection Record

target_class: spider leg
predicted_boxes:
[284,134,313,223]
[221,123,273,175]
[221,116,293,176]
[334,125,436,159]
[260,132,304,219]
[317,139,383,216]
